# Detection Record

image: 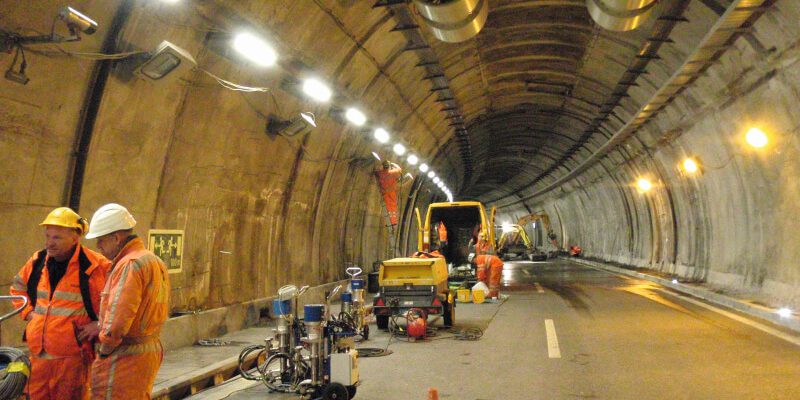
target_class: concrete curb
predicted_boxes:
[565,257,800,334]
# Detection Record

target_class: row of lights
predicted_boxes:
[231,30,453,202]
[636,127,769,193]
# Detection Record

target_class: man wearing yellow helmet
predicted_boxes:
[10,207,111,399]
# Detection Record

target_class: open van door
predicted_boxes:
[415,207,427,252]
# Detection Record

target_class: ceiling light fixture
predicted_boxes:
[393,143,406,156]
[302,78,332,102]
[232,32,277,67]
[373,128,390,143]
[345,108,366,126]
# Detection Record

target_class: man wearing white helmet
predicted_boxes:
[84,203,170,400]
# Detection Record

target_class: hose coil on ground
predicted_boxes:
[0,347,30,400]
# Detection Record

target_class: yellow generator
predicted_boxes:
[372,257,453,329]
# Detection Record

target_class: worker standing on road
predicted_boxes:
[10,207,110,400]
[85,204,170,399]
[474,254,503,298]
[374,160,403,227]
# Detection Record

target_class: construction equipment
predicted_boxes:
[497,212,563,260]
[372,256,454,330]
[339,266,369,340]
[0,295,31,400]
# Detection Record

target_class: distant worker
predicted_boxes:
[474,254,503,298]
[10,207,110,400]
[475,230,491,255]
[436,221,448,253]
[569,245,582,257]
[85,204,170,399]
[374,160,402,227]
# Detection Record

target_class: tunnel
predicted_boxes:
[1,0,799,399]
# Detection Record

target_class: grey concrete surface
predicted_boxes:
[177,260,800,399]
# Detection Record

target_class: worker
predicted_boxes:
[473,254,503,298]
[569,244,582,257]
[10,207,110,400]
[84,204,170,400]
[436,221,448,254]
[374,160,402,226]
[475,230,491,255]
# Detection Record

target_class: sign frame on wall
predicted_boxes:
[147,229,184,274]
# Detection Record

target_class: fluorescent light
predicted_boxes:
[427,171,435,178]
[407,154,418,165]
[682,158,699,174]
[778,307,792,318]
[345,108,366,126]
[419,163,429,173]
[437,182,444,188]
[372,151,381,161]
[374,128,390,143]
[393,143,406,156]
[433,177,440,184]
[233,33,277,67]
[302,78,332,102]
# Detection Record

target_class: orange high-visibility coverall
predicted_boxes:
[375,163,402,225]
[91,237,169,400]
[474,255,503,298]
[10,245,110,400]
[437,222,448,244]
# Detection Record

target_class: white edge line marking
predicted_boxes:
[545,319,561,358]
[535,282,545,293]
[653,288,800,347]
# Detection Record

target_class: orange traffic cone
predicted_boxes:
[428,388,439,400]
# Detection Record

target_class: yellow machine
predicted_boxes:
[372,201,496,329]
[373,257,453,329]
[497,212,562,260]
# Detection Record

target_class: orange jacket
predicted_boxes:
[10,245,110,357]
[437,222,448,243]
[97,236,170,356]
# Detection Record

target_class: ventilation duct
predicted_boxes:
[586,0,658,31]
[413,0,488,43]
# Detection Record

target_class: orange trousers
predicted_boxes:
[90,341,163,400]
[28,355,90,400]
[476,262,503,297]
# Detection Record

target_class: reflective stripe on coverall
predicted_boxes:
[475,254,503,298]
[91,237,169,400]
[10,245,110,400]
[375,164,402,225]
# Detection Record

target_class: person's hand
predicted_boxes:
[76,321,100,342]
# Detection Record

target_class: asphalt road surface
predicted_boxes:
[191,259,800,400]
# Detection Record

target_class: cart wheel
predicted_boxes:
[362,324,369,340]
[347,385,357,398]
[376,315,389,330]
[322,382,350,400]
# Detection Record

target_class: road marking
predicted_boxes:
[545,319,561,358]
[535,282,545,293]
[653,288,800,347]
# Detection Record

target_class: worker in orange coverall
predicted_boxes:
[84,204,170,399]
[474,254,504,298]
[11,207,110,400]
[374,160,402,226]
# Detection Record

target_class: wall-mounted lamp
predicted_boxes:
[266,112,316,137]
[636,178,653,192]
[745,127,768,149]
[134,41,195,83]
[679,157,701,175]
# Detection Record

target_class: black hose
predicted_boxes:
[237,344,268,381]
[0,347,30,400]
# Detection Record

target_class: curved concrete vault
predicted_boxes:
[1,0,799,345]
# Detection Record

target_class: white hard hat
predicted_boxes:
[85,203,137,239]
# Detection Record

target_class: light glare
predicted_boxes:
[778,307,792,318]
[302,78,332,102]
[407,154,418,165]
[433,177,440,184]
[745,127,768,148]
[373,128,390,143]
[345,108,367,126]
[393,143,406,156]
[233,33,277,67]
[682,158,699,174]
[637,178,653,192]
[419,163,429,173]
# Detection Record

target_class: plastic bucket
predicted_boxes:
[457,289,471,303]
[472,289,486,304]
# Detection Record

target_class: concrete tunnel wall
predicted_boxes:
[0,1,451,346]
[501,1,800,311]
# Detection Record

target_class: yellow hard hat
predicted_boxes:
[40,207,88,235]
